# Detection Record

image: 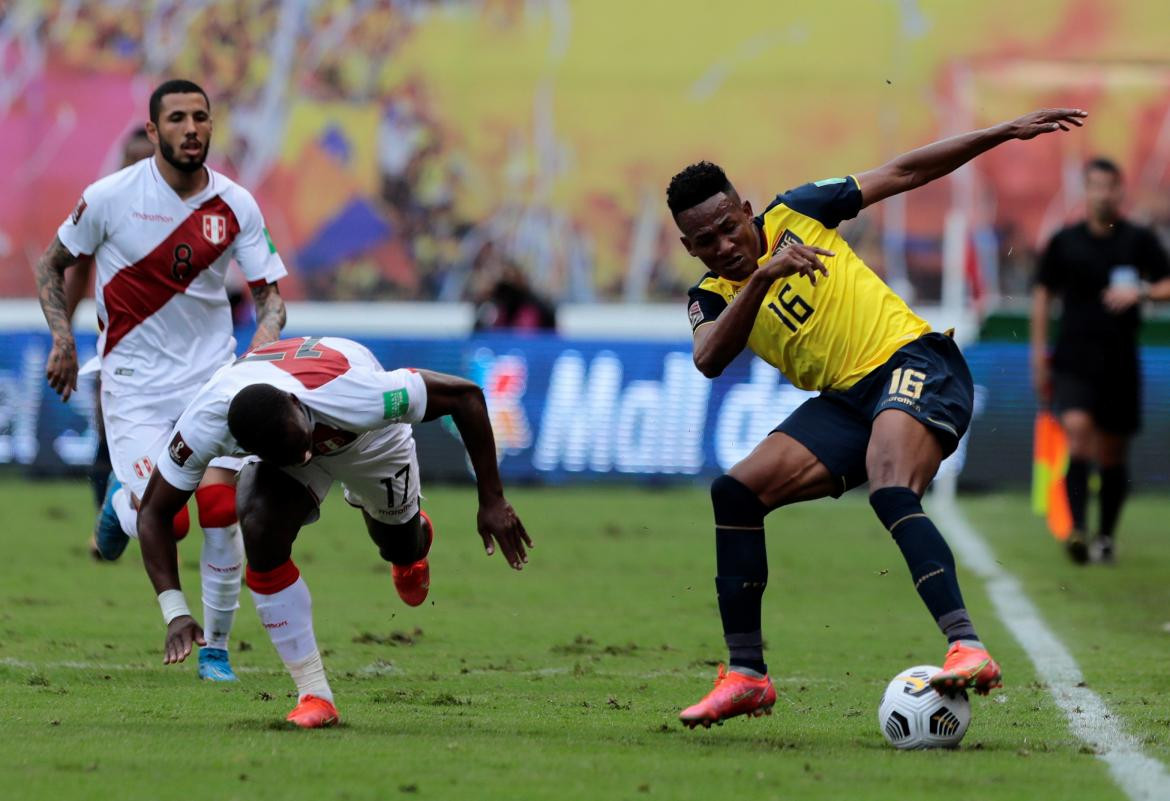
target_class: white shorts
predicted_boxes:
[103,385,243,500]
[280,425,420,525]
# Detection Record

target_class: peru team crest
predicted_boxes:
[201,213,227,245]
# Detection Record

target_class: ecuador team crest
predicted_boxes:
[202,213,228,245]
[770,228,804,256]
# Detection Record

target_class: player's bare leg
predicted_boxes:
[237,462,339,728]
[1093,432,1129,563]
[194,467,243,681]
[866,409,1001,696]
[1060,409,1096,563]
[680,432,836,728]
[364,510,435,607]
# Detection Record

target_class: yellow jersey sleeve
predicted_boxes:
[684,176,930,391]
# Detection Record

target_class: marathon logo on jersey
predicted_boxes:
[770,228,804,256]
[201,213,228,245]
[168,432,194,467]
[688,300,705,329]
[71,197,88,225]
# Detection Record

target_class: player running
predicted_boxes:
[666,108,1086,728]
[34,80,288,682]
[134,336,533,728]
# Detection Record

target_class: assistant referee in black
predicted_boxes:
[1031,157,1170,564]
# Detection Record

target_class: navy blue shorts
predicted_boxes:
[773,332,974,497]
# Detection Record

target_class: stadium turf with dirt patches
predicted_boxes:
[2,480,1166,800]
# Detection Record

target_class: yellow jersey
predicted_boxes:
[686,175,929,391]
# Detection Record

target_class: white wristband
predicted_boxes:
[158,589,192,625]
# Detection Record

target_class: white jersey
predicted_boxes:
[156,336,428,492]
[57,158,287,394]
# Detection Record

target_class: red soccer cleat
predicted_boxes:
[679,664,777,729]
[392,510,434,607]
[286,694,340,729]
[930,641,1003,697]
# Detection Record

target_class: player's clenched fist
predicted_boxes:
[477,496,533,570]
[760,243,835,286]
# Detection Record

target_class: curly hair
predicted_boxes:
[666,161,735,217]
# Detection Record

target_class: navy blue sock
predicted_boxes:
[870,487,977,644]
[1098,465,1128,540]
[1066,459,1090,533]
[711,475,768,674]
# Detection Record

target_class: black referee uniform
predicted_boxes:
[1037,219,1168,433]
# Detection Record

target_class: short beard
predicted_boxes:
[159,138,207,174]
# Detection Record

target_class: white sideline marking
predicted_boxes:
[931,489,1170,801]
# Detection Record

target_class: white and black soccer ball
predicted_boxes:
[878,665,971,749]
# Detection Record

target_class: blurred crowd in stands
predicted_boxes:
[10,1,1170,317]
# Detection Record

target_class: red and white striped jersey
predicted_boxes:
[57,158,287,394]
[156,336,428,491]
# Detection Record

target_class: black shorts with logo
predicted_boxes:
[772,332,975,496]
[1051,368,1140,435]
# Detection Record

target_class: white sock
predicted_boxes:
[250,576,333,702]
[200,525,243,651]
[288,650,332,703]
[111,487,138,539]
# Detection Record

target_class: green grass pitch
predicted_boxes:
[2,479,1168,800]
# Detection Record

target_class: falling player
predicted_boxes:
[34,80,288,682]
[666,108,1087,728]
[134,336,533,728]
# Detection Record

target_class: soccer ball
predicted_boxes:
[877,665,971,749]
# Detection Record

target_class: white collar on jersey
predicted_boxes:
[148,158,218,207]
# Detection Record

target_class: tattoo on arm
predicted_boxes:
[34,237,79,344]
[248,283,287,348]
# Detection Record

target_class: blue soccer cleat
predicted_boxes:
[94,476,129,561]
[198,648,238,682]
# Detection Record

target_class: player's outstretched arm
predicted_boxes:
[33,236,82,400]
[417,370,533,570]
[138,471,203,664]
[854,108,1087,209]
[247,282,287,349]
